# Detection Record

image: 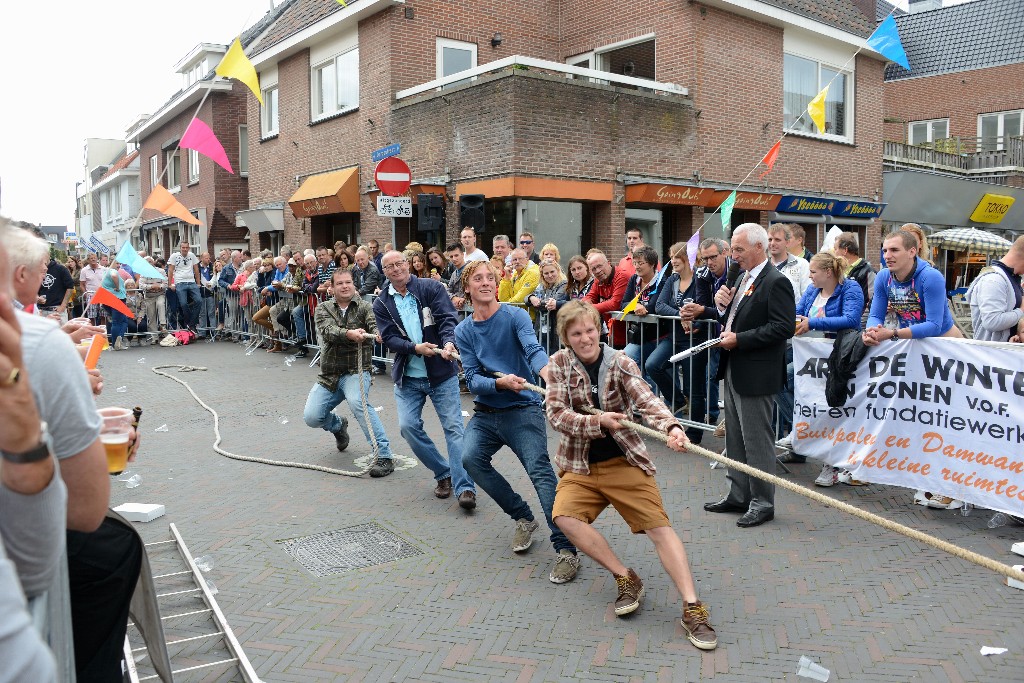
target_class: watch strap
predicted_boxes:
[1,422,52,464]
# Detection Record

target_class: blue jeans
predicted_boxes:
[198,295,216,332]
[623,339,659,392]
[292,305,307,340]
[462,405,574,554]
[304,374,394,458]
[646,336,689,410]
[174,282,201,329]
[394,375,474,494]
[105,305,128,343]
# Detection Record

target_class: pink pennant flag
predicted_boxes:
[181,118,234,174]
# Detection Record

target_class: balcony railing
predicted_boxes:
[395,55,688,101]
[883,136,1024,182]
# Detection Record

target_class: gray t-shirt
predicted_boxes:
[19,312,101,459]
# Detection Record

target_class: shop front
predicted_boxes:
[288,167,361,249]
[771,194,885,254]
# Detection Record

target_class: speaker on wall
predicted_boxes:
[417,194,445,233]
[459,194,485,234]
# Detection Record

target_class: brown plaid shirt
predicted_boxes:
[314,297,377,392]
[545,345,682,475]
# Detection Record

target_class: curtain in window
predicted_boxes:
[783,54,817,133]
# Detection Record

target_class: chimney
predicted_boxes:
[909,0,943,13]
[850,0,876,22]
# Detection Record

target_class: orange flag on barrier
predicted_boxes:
[143,185,200,225]
[92,286,135,319]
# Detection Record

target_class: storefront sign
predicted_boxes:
[709,191,782,211]
[831,200,885,218]
[779,195,837,214]
[969,193,1015,224]
[296,197,341,217]
[625,184,715,205]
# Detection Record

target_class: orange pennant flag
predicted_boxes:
[759,141,781,179]
[143,185,200,225]
[92,286,135,319]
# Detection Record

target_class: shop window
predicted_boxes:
[519,200,584,266]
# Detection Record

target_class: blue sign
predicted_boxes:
[831,201,885,219]
[371,143,401,163]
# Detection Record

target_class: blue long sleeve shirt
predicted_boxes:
[866,257,953,337]
[455,304,548,408]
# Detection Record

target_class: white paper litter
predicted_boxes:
[980,646,1007,656]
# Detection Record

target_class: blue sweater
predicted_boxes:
[455,304,548,408]
[796,278,865,333]
[866,257,953,337]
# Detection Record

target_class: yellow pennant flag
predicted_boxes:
[807,86,829,135]
[618,293,640,320]
[215,37,262,104]
[143,185,200,225]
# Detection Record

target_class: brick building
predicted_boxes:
[881,0,1024,256]
[242,0,889,262]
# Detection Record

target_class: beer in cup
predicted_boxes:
[97,407,133,475]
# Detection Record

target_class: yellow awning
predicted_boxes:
[288,167,360,217]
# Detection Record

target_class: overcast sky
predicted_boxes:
[0,0,977,228]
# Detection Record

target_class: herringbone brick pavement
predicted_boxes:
[99,342,1024,682]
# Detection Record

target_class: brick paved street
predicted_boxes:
[101,341,1023,682]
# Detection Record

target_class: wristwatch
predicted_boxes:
[1,421,53,464]
[890,329,899,341]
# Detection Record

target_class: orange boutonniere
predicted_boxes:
[745,283,756,297]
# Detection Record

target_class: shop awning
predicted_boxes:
[288,167,360,218]
[455,176,612,202]
[881,171,1024,227]
[236,207,284,234]
[625,183,716,206]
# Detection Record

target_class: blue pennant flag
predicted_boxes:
[867,15,910,71]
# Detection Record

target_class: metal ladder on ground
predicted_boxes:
[125,523,263,682]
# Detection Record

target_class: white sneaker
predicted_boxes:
[837,469,866,486]
[914,490,961,509]
[113,336,126,351]
[775,433,793,449]
[815,464,839,487]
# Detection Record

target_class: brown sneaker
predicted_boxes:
[434,477,452,499]
[713,420,726,438]
[613,569,645,616]
[681,601,718,650]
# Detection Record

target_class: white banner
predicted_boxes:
[793,337,1024,516]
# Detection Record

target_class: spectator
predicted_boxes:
[426,247,454,282]
[66,254,84,318]
[124,278,150,345]
[229,259,258,337]
[498,248,540,305]
[37,248,76,323]
[649,242,696,413]
[492,235,512,265]
[367,239,383,272]
[166,241,201,332]
[768,224,811,301]
[335,250,352,271]
[460,228,488,262]
[197,252,217,337]
[704,223,794,529]
[585,250,629,348]
[373,251,477,508]
[304,269,402,477]
[315,247,336,297]
[619,245,666,390]
[618,227,648,279]
[679,238,731,443]
[292,254,320,358]
[527,260,568,355]
[444,243,469,309]
[518,232,541,264]
[409,251,430,280]
[540,243,561,265]
[545,300,717,650]
[217,251,243,334]
[253,257,289,352]
[352,247,383,297]
[833,232,875,323]
[787,223,814,261]
[99,260,130,350]
[456,260,579,583]
[79,252,104,322]
[0,226,49,314]
[901,223,932,264]
[333,241,347,261]
[566,255,594,299]
[966,236,1024,342]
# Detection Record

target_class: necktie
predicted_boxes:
[724,272,751,334]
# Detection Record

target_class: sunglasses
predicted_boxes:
[520,240,533,245]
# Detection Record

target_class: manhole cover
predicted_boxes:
[278,522,423,577]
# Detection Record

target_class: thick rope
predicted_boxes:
[466,358,1024,584]
[152,334,381,477]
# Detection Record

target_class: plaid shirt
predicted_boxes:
[545,344,682,475]
[313,297,377,392]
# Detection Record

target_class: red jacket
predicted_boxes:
[586,266,629,347]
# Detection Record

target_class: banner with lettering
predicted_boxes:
[793,338,1024,516]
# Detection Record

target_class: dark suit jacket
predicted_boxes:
[717,262,795,396]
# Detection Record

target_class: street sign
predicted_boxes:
[377,195,412,218]
[371,143,401,163]
[374,156,412,197]
[64,231,77,240]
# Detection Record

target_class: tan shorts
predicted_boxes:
[553,457,671,534]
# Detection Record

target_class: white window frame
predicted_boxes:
[908,118,949,146]
[188,148,200,184]
[436,38,478,81]
[166,149,181,191]
[310,47,360,122]
[149,155,158,189]
[978,109,1024,152]
[593,34,656,75]
[783,52,854,143]
[261,86,279,137]
[239,125,249,177]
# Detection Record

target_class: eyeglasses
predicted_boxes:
[703,253,722,260]
[519,240,533,245]
[381,260,408,271]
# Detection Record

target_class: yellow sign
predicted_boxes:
[969,193,1015,224]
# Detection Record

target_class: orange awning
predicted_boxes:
[708,190,782,211]
[455,176,612,202]
[625,184,716,206]
[288,167,359,218]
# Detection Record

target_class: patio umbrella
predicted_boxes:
[930,228,1012,255]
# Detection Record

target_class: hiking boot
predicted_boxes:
[714,420,726,438]
[369,458,394,478]
[434,477,452,499]
[458,490,477,510]
[549,550,580,584]
[681,601,718,650]
[613,568,645,616]
[333,417,350,452]
[512,518,540,553]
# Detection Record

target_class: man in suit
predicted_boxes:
[704,223,794,528]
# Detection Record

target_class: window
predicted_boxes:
[149,155,158,189]
[784,53,851,141]
[188,148,200,183]
[908,119,948,146]
[104,185,121,224]
[239,125,249,176]
[436,39,477,81]
[183,58,207,88]
[261,86,279,137]
[979,110,1023,152]
[166,149,181,190]
[312,48,359,120]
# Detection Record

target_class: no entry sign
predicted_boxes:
[374,156,412,197]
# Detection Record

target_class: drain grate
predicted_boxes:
[278,522,423,577]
